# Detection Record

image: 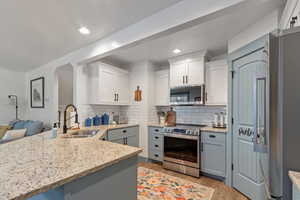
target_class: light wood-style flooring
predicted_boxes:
[138,162,248,200]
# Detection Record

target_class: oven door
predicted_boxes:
[163,134,200,168]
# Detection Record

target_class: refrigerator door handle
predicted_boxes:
[253,76,268,153]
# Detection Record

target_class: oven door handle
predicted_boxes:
[163,133,199,140]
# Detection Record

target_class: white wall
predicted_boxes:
[0,68,26,124]
[228,10,280,53]
[120,61,157,157]
[23,0,245,125]
[57,65,73,109]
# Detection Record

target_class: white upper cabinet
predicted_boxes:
[155,69,169,106]
[87,62,129,105]
[169,62,187,87]
[169,51,207,88]
[205,59,228,105]
[187,58,205,86]
[115,70,130,105]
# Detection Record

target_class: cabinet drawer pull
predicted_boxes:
[155,154,159,157]
[209,135,216,138]
[154,129,159,132]
[154,144,159,148]
[154,136,159,139]
[122,130,127,133]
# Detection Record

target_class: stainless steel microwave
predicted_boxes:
[170,85,205,106]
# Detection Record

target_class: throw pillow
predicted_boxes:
[0,126,11,139]
[13,120,26,129]
[24,121,43,136]
[2,128,26,141]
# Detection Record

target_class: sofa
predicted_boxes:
[0,120,45,144]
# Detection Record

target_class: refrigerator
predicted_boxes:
[253,27,300,200]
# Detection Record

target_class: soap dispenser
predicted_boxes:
[51,123,58,139]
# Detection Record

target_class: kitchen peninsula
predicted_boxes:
[0,126,142,200]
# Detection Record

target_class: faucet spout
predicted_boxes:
[63,104,79,134]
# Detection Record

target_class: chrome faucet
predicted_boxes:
[63,104,79,134]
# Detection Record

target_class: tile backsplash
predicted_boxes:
[157,106,227,126]
[78,104,122,123]
[79,104,226,126]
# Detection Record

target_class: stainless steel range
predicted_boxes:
[162,125,204,177]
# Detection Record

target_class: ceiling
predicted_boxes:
[104,0,284,67]
[0,0,182,71]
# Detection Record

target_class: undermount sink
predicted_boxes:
[63,129,100,138]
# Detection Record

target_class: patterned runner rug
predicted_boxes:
[138,167,215,200]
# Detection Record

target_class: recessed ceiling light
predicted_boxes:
[173,49,181,54]
[78,27,90,35]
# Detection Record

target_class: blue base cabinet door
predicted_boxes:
[148,127,163,162]
[201,132,226,178]
[107,126,139,147]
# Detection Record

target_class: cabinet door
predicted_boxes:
[170,62,187,87]
[155,70,169,106]
[206,60,228,105]
[126,135,139,147]
[111,138,125,145]
[201,142,226,177]
[115,71,129,105]
[99,66,117,104]
[201,131,226,177]
[187,59,205,86]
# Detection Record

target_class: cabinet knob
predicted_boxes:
[122,130,127,133]
[155,154,159,157]
[155,136,159,139]
[209,135,216,138]
[155,144,159,148]
[155,129,159,132]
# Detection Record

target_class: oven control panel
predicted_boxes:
[162,127,200,136]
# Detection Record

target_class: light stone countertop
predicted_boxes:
[289,171,300,191]
[148,124,227,133]
[201,126,227,133]
[0,124,142,200]
[59,124,140,139]
[148,123,165,128]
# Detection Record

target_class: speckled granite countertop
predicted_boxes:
[0,124,142,200]
[59,124,139,139]
[148,124,227,133]
[201,127,227,133]
[289,171,300,191]
[148,124,165,128]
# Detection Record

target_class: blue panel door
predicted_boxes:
[232,49,267,200]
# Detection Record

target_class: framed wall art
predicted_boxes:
[30,77,45,108]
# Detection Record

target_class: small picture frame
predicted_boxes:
[30,77,45,108]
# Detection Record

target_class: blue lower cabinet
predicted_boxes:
[149,150,163,162]
[28,188,64,200]
[107,126,139,147]
[201,131,226,178]
[28,157,138,200]
[148,127,164,162]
